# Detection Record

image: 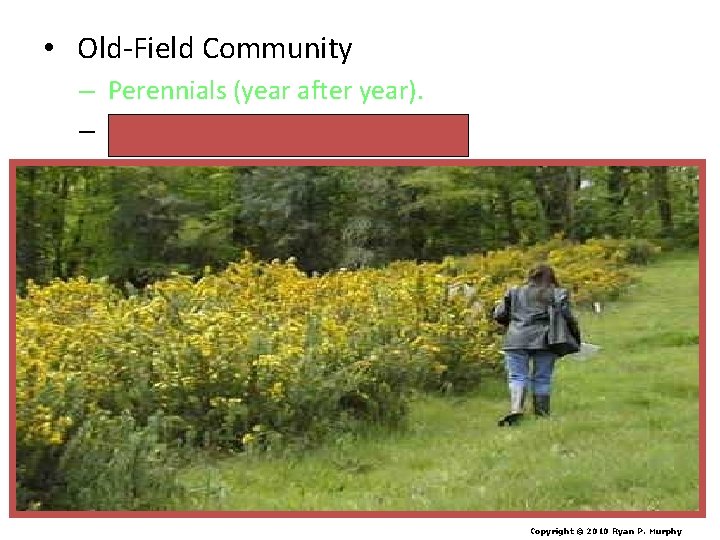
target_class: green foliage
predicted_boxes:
[18,411,185,511]
[57,411,184,510]
[586,238,662,265]
[15,166,699,288]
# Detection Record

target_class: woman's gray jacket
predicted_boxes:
[492,285,579,351]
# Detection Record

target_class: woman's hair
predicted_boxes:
[527,264,560,288]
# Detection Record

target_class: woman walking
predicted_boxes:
[493,264,580,426]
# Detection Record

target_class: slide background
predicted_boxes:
[1,0,715,535]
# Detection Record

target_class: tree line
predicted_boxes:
[15,165,699,290]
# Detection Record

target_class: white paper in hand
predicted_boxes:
[570,342,601,361]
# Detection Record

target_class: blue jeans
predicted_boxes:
[504,349,558,396]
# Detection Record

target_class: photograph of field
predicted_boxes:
[12,164,701,512]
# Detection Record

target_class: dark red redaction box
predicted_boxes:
[107,114,469,157]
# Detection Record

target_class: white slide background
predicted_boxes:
[0,0,716,537]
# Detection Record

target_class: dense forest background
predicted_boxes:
[15,165,699,290]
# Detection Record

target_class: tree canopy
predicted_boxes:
[15,165,699,289]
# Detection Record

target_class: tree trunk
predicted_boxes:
[651,166,673,236]
[564,167,579,239]
[533,166,574,237]
[606,166,627,236]
[50,172,70,278]
[499,169,519,244]
[231,167,253,245]
[607,166,625,208]
[18,167,41,286]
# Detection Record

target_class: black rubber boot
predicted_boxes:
[497,412,522,427]
[533,394,550,417]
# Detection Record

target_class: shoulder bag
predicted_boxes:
[546,289,581,357]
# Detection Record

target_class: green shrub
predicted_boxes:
[620,239,661,265]
[56,411,184,510]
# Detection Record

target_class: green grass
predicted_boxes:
[174,252,700,511]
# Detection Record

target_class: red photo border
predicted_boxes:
[8,158,706,518]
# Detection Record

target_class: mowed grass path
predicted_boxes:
[177,253,700,511]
